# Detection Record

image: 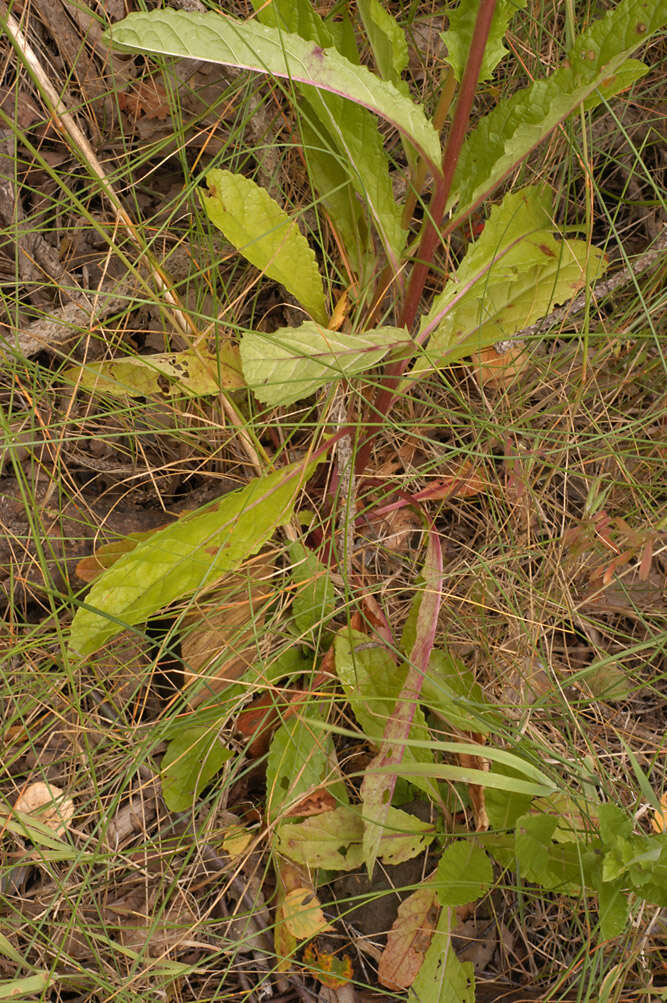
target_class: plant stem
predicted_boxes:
[401,0,499,333]
[354,0,498,479]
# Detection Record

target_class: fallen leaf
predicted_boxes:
[14,782,74,837]
[282,888,333,939]
[457,738,489,832]
[181,553,275,705]
[473,342,532,388]
[303,941,354,988]
[651,792,667,834]
[378,885,440,990]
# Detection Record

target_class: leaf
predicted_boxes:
[276,804,433,870]
[412,186,606,379]
[334,629,438,802]
[108,11,442,169]
[361,528,443,873]
[651,792,667,834]
[596,877,630,940]
[241,322,410,407]
[447,0,664,220]
[161,725,233,812]
[434,841,493,906]
[442,0,528,84]
[180,553,274,706]
[247,0,408,270]
[302,942,354,988]
[69,461,313,657]
[282,887,333,939]
[515,813,559,886]
[378,885,440,990]
[14,782,74,838]
[65,347,243,398]
[408,906,475,1003]
[358,0,409,86]
[266,701,341,822]
[202,170,327,325]
[288,540,335,637]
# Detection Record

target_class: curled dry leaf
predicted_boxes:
[14,782,75,837]
[473,342,532,389]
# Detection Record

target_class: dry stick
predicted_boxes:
[496,223,667,350]
[353,0,498,479]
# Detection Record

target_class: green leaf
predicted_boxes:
[108,10,441,170]
[358,0,409,86]
[596,877,630,940]
[69,461,313,657]
[276,803,433,871]
[515,813,559,886]
[250,0,406,270]
[65,347,243,398]
[266,701,337,822]
[435,840,493,906]
[408,906,475,1003]
[161,725,233,812]
[448,0,664,219]
[241,322,410,407]
[442,0,528,84]
[411,186,606,378]
[334,628,438,801]
[202,169,327,324]
[288,540,335,638]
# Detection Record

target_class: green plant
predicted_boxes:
[56,0,667,996]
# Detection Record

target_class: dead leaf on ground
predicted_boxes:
[181,553,275,705]
[14,782,75,837]
[378,885,440,990]
[473,342,532,389]
[457,738,489,832]
[651,791,667,833]
[303,940,354,989]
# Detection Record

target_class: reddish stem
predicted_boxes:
[353,0,498,479]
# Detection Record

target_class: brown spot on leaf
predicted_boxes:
[538,243,556,257]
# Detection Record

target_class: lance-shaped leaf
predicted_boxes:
[442,0,528,84]
[65,346,243,398]
[334,630,437,802]
[202,170,327,325]
[69,461,314,657]
[410,186,606,380]
[107,10,441,171]
[358,0,409,88]
[250,0,401,277]
[241,322,410,407]
[447,0,664,221]
[361,526,443,874]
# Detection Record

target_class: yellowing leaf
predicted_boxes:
[69,460,314,657]
[413,187,606,379]
[282,888,333,939]
[241,322,410,407]
[65,347,243,398]
[202,169,327,324]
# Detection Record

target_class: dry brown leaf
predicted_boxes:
[14,782,75,836]
[652,792,667,833]
[457,737,489,832]
[473,343,532,389]
[181,553,274,706]
[378,885,439,990]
